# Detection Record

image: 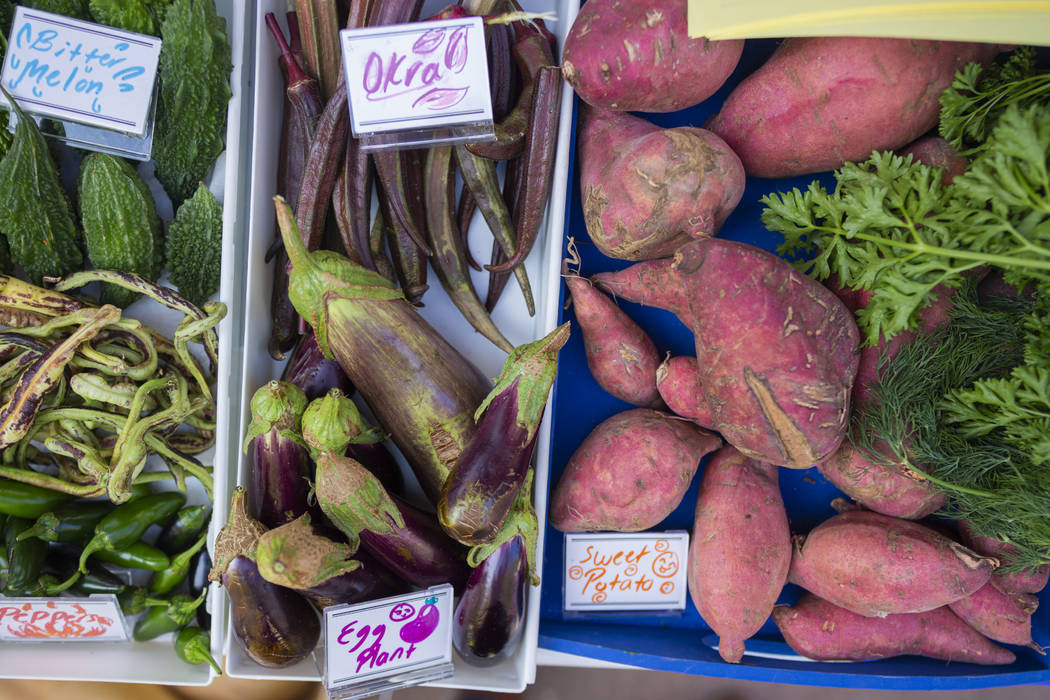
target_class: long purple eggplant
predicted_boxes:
[243,381,312,528]
[254,513,408,609]
[315,452,469,591]
[274,196,492,506]
[210,488,319,669]
[280,329,354,401]
[439,323,570,545]
[454,471,540,665]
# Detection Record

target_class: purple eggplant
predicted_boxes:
[345,441,405,499]
[454,473,539,666]
[280,329,354,401]
[315,452,469,591]
[243,381,312,528]
[438,323,570,545]
[254,513,408,609]
[210,487,319,669]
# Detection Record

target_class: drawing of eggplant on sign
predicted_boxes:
[413,87,470,110]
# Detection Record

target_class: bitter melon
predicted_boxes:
[0,89,82,284]
[152,0,232,206]
[77,152,164,307]
[89,0,165,35]
[21,0,91,20]
[166,182,222,307]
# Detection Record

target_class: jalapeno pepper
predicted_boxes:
[175,626,222,674]
[150,531,207,595]
[156,505,208,555]
[190,549,212,629]
[118,587,168,616]
[16,501,114,543]
[0,515,9,576]
[93,541,172,572]
[133,590,207,641]
[4,516,48,593]
[72,563,129,596]
[0,479,71,519]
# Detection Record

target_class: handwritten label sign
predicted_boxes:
[0,596,128,641]
[340,17,491,137]
[0,7,161,136]
[563,532,690,612]
[323,585,453,698]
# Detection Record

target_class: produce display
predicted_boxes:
[544,0,1050,681]
[0,0,233,678]
[223,0,569,677]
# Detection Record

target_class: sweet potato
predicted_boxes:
[817,441,945,520]
[550,408,721,532]
[656,355,712,426]
[565,273,664,408]
[957,520,1050,596]
[673,238,859,468]
[948,582,1043,651]
[578,106,745,261]
[707,38,1000,178]
[773,593,1017,665]
[789,509,997,617]
[591,258,688,318]
[899,135,969,185]
[688,446,790,663]
[561,0,743,113]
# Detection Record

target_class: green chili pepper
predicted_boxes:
[0,478,71,518]
[71,563,129,596]
[133,590,206,641]
[3,516,47,592]
[0,515,9,575]
[175,626,222,674]
[156,504,208,555]
[150,531,207,595]
[94,541,172,572]
[16,500,114,543]
[118,587,168,617]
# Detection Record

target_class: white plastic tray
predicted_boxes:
[0,0,252,685]
[225,0,578,693]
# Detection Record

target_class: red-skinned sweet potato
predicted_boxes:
[579,106,745,261]
[562,0,743,113]
[958,520,1050,596]
[656,355,712,426]
[817,441,945,520]
[673,238,859,468]
[565,272,664,408]
[773,593,1016,665]
[789,509,997,617]
[591,258,688,318]
[707,37,1000,178]
[948,582,1043,651]
[550,408,721,532]
[688,446,790,663]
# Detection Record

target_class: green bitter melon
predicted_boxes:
[20,0,91,19]
[166,181,222,307]
[88,0,166,35]
[152,0,232,206]
[77,152,164,307]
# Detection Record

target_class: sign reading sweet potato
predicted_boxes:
[563,532,689,612]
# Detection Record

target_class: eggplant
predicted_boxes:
[345,441,405,499]
[315,452,469,591]
[243,381,312,528]
[274,197,492,505]
[254,513,408,609]
[300,388,383,458]
[280,329,354,401]
[210,487,319,669]
[439,323,569,545]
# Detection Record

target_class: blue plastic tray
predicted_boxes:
[537,39,1050,690]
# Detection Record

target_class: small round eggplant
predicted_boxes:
[453,535,527,666]
[224,554,320,669]
[243,381,312,528]
[281,329,354,401]
[345,441,405,498]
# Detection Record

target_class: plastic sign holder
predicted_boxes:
[339,16,494,151]
[0,594,130,642]
[321,584,455,700]
[563,531,690,614]
[0,6,162,160]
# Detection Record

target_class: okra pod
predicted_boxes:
[485,154,524,312]
[378,183,430,305]
[456,184,482,272]
[333,135,375,271]
[295,80,349,254]
[424,146,514,352]
[486,66,562,272]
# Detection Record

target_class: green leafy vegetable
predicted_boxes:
[153,0,232,205]
[166,182,222,307]
[763,101,1050,346]
[0,88,82,284]
[940,47,1050,156]
[20,0,90,19]
[89,0,165,34]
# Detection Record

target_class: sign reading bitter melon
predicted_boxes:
[0,6,161,137]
